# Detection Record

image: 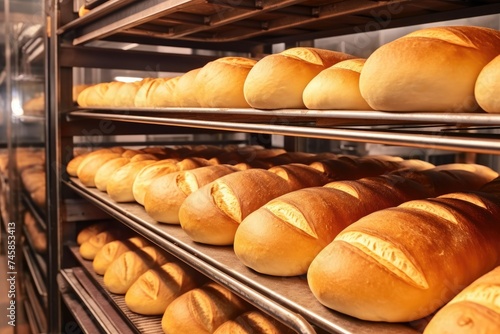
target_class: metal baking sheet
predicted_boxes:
[65,178,422,334]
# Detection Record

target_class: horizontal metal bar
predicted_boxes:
[59,45,218,71]
[23,245,47,299]
[68,111,500,155]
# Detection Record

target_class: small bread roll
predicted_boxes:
[423,266,500,334]
[161,282,247,334]
[144,165,240,224]
[76,222,108,245]
[132,159,179,205]
[195,57,257,108]
[125,262,201,315]
[176,68,202,107]
[107,160,158,202]
[475,55,500,113]
[103,246,170,294]
[360,26,500,112]
[214,311,294,334]
[303,58,372,110]
[79,230,120,261]
[244,47,356,109]
[93,237,149,275]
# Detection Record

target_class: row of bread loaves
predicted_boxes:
[307,176,500,324]
[76,25,499,112]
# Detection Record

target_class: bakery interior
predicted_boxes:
[1,0,500,333]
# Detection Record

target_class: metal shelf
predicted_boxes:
[23,245,48,303]
[58,0,500,47]
[23,224,47,277]
[67,110,500,155]
[63,177,420,334]
[58,268,137,334]
[22,191,46,230]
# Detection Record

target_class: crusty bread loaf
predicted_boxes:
[76,222,108,245]
[195,57,257,108]
[214,311,295,334]
[423,266,500,334]
[93,237,149,275]
[77,83,110,107]
[113,81,144,107]
[475,55,500,113]
[107,160,158,202]
[132,159,180,205]
[79,230,121,260]
[66,153,89,177]
[179,164,331,245]
[176,68,202,107]
[307,189,500,322]
[125,261,201,315]
[94,157,131,191]
[24,211,47,254]
[144,164,240,224]
[161,282,247,334]
[360,26,500,112]
[150,76,180,107]
[303,58,372,110]
[102,82,125,107]
[77,152,122,187]
[103,246,170,294]
[244,47,356,109]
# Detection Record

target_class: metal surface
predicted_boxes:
[60,289,102,334]
[68,111,500,155]
[64,178,421,334]
[23,225,47,277]
[58,0,500,46]
[59,269,136,334]
[22,245,47,301]
[23,272,48,333]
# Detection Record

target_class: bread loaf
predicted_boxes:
[132,159,179,205]
[307,190,500,322]
[214,311,294,334]
[179,164,330,245]
[144,164,240,224]
[77,83,110,107]
[66,153,89,177]
[244,47,356,109]
[107,160,158,202]
[76,222,108,245]
[150,76,180,107]
[195,57,257,108]
[77,152,122,187]
[423,266,500,334]
[92,237,149,275]
[102,82,125,107]
[359,26,500,112]
[303,58,372,110]
[475,55,500,113]
[176,68,202,107]
[79,230,121,260]
[94,157,131,191]
[113,81,144,107]
[103,246,170,294]
[125,261,201,315]
[161,282,247,334]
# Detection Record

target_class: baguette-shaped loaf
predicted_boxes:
[475,55,500,113]
[103,246,170,294]
[107,160,158,202]
[79,230,122,261]
[77,152,122,187]
[214,311,295,334]
[359,26,500,112]
[179,164,330,245]
[307,190,500,322]
[244,47,356,109]
[132,159,180,205]
[423,266,500,334]
[195,57,257,108]
[161,282,247,334]
[125,261,201,315]
[66,153,89,177]
[175,68,202,107]
[149,77,180,107]
[93,237,149,275]
[94,157,131,191]
[144,164,240,224]
[303,58,372,110]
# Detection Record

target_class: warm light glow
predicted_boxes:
[114,76,143,83]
